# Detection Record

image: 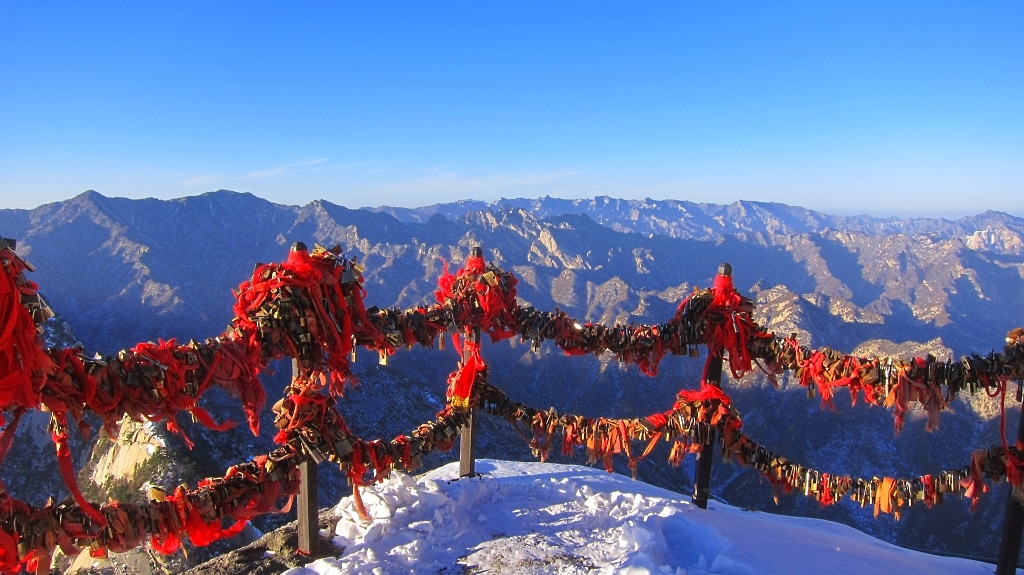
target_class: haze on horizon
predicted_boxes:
[2,2,1021,218]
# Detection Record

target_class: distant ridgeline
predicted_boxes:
[1,229,1023,574]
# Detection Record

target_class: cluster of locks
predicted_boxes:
[475,379,739,476]
[747,329,1024,432]
[231,242,372,397]
[0,451,302,574]
[730,434,1011,517]
[512,306,708,373]
[0,238,50,326]
[473,371,1012,522]
[268,385,470,485]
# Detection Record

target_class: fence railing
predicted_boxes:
[1,237,1023,574]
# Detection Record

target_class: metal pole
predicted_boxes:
[996,401,1024,573]
[692,262,731,510]
[294,358,320,556]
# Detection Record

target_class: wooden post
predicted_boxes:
[294,358,320,556]
[459,395,478,478]
[298,459,320,555]
[997,402,1024,573]
[692,262,731,510]
[459,247,483,478]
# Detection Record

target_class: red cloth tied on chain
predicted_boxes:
[349,439,368,486]
[50,412,107,526]
[634,326,666,377]
[922,474,937,507]
[271,392,327,445]
[703,273,755,379]
[987,374,1024,486]
[43,349,97,436]
[820,473,833,505]
[673,384,741,433]
[131,339,236,448]
[232,245,361,398]
[150,456,299,555]
[447,335,485,410]
[884,365,915,433]
[434,260,457,307]
[464,255,485,275]
[434,255,518,343]
[0,486,31,574]
[797,348,865,410]
[675,273,755,381]
[675,383,733,406]
[475,277,518,343]
[0,249,52,412]
[176,487,248,548]
[961,450,989,512]
[202,337,266,435]
[222,455,297,522]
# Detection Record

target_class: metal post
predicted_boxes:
[294,358,320,556]
[692,262,731,510]
[997,402,1024,573]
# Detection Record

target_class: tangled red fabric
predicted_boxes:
[704,273,756,379]
[0,250,52,413]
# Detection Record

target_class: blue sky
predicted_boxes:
[2,2,1021,217]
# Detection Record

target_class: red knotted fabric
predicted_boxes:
[42,349,97,436]
[986,373,1024,487]
[873,477,897,518]
[703,273,755,379]
[222,455,297,522]
[960,450,989,512]
[148,531,183,556]
[130,339,236,449]
[232,245,363,398]
[675,382,733,406]
[791,347,867,411]
[179,495,247,548]
[884,364,915,433]
[634,325,666,377]
[50,412,106,526]
[208,337,266,435]
[272,392,328,445]
[922,474,937,508]
[0,484,30,574]
[674,273,755,381]
[446,335,485,410]
[0,249,52,412]
[434,254,518,343]
[819,473,833,505]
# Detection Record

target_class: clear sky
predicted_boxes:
[2,2,1021,217]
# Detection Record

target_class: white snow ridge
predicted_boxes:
[282,460,996,575]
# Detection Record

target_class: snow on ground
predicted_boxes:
[282,459,1000,575]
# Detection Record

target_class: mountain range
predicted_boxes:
[1,190,1023,572]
